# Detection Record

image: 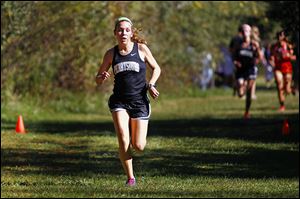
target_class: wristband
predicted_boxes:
[148,83,156,89]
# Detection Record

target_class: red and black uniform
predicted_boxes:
[272,42,293,74]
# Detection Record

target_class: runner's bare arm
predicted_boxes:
[96,48,113,85]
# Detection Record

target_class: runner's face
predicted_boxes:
[278,32,285,41]
[241,24,251,39]
[115,21,133,44]
[243,27,251,38]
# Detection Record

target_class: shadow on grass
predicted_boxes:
[1,112,299,142]
[149,113,299,143]
[1,112,299,179]
[1,147,123,176]
[135,147,299,179]
[2,143,298,179]
[1,119,115,136]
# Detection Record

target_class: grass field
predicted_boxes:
[1,80,299,198]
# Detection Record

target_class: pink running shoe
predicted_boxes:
[279,105,285,112]
[244,112,250,119]
[125,178,136,186]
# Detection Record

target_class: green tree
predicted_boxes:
[1,1,284,102]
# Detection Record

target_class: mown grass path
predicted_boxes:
[1,85,299,197]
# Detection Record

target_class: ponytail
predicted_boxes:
[131,27,147,44]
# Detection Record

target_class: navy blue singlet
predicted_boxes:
[237,43,257,69]
[112,42,147,100]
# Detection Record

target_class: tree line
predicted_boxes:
[1,1,298,101]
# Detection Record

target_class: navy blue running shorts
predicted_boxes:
[236,66,258,81]
[108,95,151,120]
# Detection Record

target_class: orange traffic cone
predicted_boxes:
[15,115,26,134]
[282,119,290,136]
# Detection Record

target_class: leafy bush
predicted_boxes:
[1,1,297,104]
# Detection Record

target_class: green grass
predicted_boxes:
[1,79,299,197]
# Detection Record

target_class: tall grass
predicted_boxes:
[1,78,299,198]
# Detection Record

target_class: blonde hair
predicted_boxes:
[251,26,261,43]
[131,27,147,44]
[114,17,147,44]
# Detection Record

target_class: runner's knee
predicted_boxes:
[132,141,146,152]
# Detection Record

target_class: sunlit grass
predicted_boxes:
[1,77,299,197]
